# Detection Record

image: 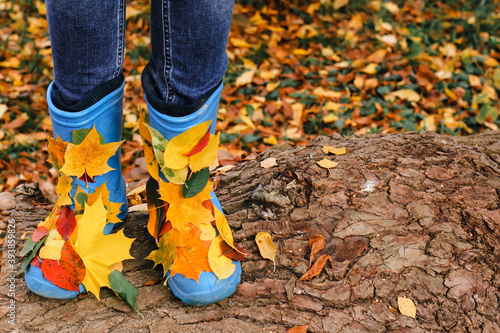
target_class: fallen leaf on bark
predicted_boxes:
[298,254,333,281]
[317,158,338,169]
[286,326,308,333]
[308,235,325,267]
[398,296,417,318]
[260,157,277,168]
[322,146,346,155]
[255,232,277,271]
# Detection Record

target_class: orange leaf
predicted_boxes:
[298,254,333,281]
[139,112,159,181]
[169,225,212,281]
[40,240,86,291]
[308,235,325,267]
[158,180,214,231]
[47,136,68,170]
[286,326,309,333]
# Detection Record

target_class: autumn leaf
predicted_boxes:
[189,132,220,173]
[74,184,123,224]
[40,240,86,291]
[163,121,211,170]
[182,168,210,198]
[255,232,277,271]
[55,173,73,207]
[261,157,277,168]
[317,158,339,169]
[145,228,180,276]
[146,177,165,241]
[220,239,246,261]
[162,167,188,185]
[215,207,241,253]
[59,126,123,179]
[384,89,421,102]
[139,112,159,181]
[158,180,214,231]
[169,225,213,281]
[298,254,333,281]
[308,235,325,267]
[184,130,210,156]
[38,229,65,260]
[398,296,417,318]
[208,235,236,280]
[322,146,346,155]
[73,196,134,299]
[286,326,309,333]
[56,206,77,240]
[47,136,68,171]
[32,225,49,242]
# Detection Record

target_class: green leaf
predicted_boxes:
[72,128,105,145]
[182,168,210,198]
[18,236,46,274]
[143,123,168,168]
[20,236,37,257]
[145,229,179,277]
[109,270,142,317]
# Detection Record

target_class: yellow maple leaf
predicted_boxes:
[74,183,122,224]
[189,132,220,173]
[139,112,159,181]
[55,173,73,207]
[158,180,214,230]
[208,235,236,280]
[59,127,123,179]
[37,211,57,231]
[169,225,212,282]
[73,196,134,299]
[47,136,68,171]
[163,121,211,170]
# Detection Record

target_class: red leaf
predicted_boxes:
[158,220,172,239]
[183,130,210,156]
[56,207,77,239]
[78,172,95,183]
[220,240,246,261]
[40,241,86,291]
[32,226,48,242]
[30,256,41,268]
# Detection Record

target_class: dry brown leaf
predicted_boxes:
[298,254,333,281]
[261,157,277,169]
[255,232,277,271]
[308,235,325,267]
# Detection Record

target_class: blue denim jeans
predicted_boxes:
[46,0,234,109]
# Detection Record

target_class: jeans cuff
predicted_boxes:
[141,63,222,117]
[51,73,125,112]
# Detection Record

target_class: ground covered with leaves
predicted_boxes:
[0,0,500,194]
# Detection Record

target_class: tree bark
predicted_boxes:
[2,131,500,332]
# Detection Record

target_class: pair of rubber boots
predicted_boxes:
[25,71,241,306]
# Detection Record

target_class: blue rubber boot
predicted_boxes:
[143,69,241,306]
[25,76,127,299]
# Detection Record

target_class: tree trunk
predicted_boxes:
[2,131,500,332]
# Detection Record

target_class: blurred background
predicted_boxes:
[0,0,499,197]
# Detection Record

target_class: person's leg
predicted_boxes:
[141,0,241,306]
[47,0,126,108]
[24,0,129,300]
[144,0,234,110]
